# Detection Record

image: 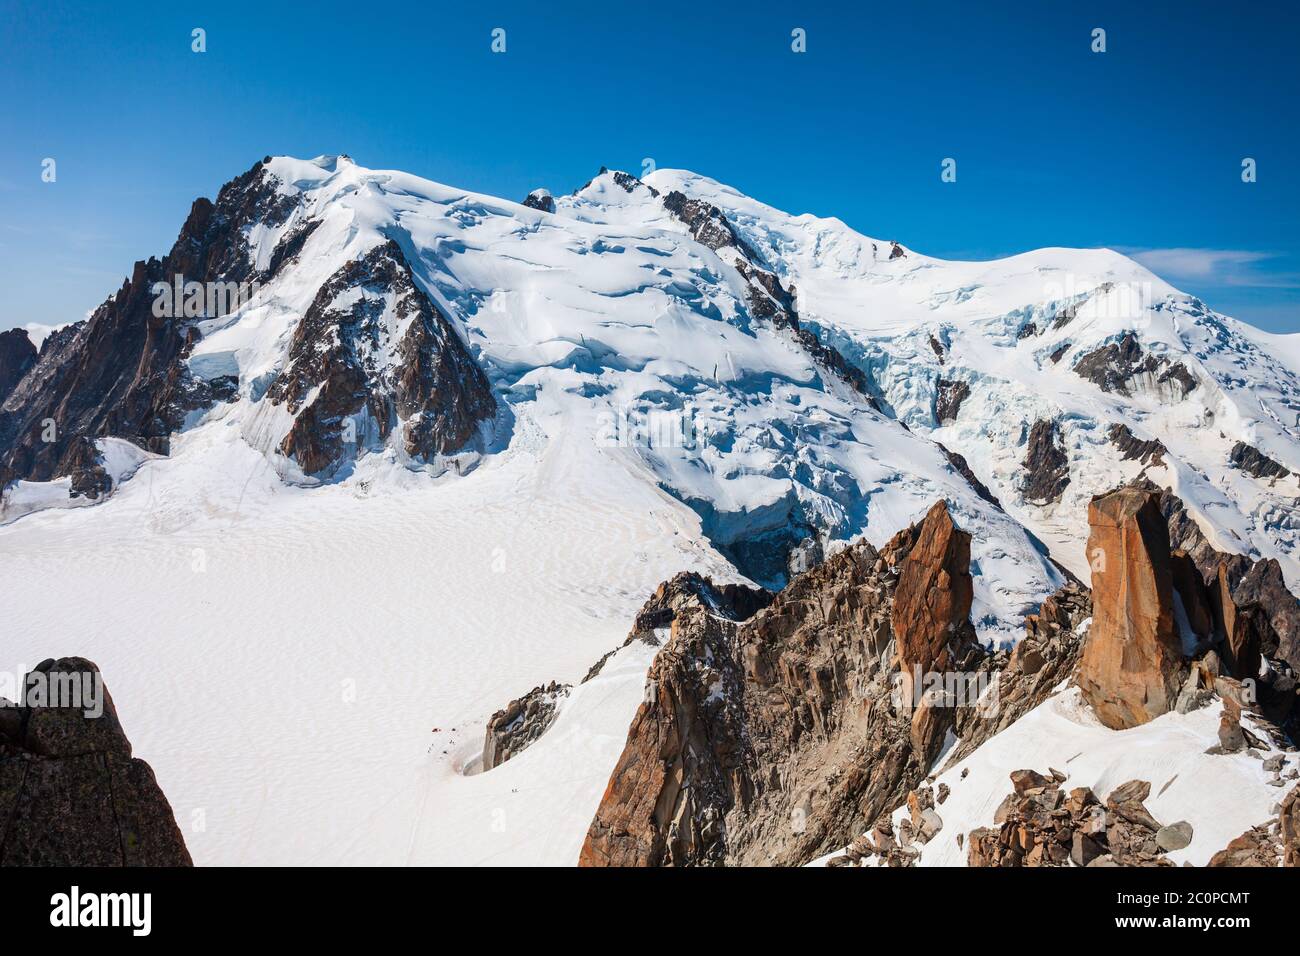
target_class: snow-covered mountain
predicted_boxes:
[2,155,1298,866]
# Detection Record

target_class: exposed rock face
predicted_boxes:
[481,681,569,771]
[944,582,1091,765]
[968,774,1177,867]
[1214,564,1263,681]
[1170,549,1215,644]
[891,502,979,768]
[937,443,1001,509]
[660,189,878,407]
[1282,784,1299,867]
[580,499,1097,868]
[0,658,192,866]
[1077,488,1185,729]
[1073,332,1197,398]
[934,378,970,424]
[0,329,37,404]
[1021,419,1070,504]
[521,188,556,213]
[1139,477,1300,675]
[1229,441,1290,480]
[1232,559,1300,674]
[1108,422,1167,466]
[823,783,945,868]
[893,502,974,677]
[624,572,773,646]
[0,158,299,493]
[266,239,496,477]
[580,502,1003,867]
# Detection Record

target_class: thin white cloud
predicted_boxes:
[1125,247,1299,289]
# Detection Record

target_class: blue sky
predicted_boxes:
[2,0,1297,332]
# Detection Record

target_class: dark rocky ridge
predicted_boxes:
[1229,440,1290,480]
[937,443,1001,508]
[266,239,496,477]
[1136,476,1300,675]
[0,658,192,866]
[1073,332,1197,398]
[934,378,969,424]
[0,158,306,495]
[660,189,878,407]
[0,329,37,405]
[1108,422,1166,466]
[1021,419,1070,504]
[483,572,772,766]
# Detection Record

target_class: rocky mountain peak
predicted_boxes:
[265,238,496,478]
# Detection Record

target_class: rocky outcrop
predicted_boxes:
[502,572,772,766]
[944,582,1091,764]
[580,499,1099,868]
[1108,422,1166,466]
[625,572,773,646]
[1229,441,1290,481]
[0,658,192,866]
[1073,332,1197,398]
[660,190,877,407]
[481,681,569,770]
[893,502,975,677]
[521,188,556,213]
[1283,784,1299,867]
[968,773,1180,867]
[0,329,37,404]
[823,783,944,868]
[892,502,980,768]
[1076,488,1185,729]
[1232,559,1300,674]
[1021,419,1070,504]
[934,378,969,424]
[266,239,495,477]
[0,157,299,493]
[937,443,1001,509]
[1139,477,1300,675]
[580,502,993,867]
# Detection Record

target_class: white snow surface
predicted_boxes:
[3,156,1298,865]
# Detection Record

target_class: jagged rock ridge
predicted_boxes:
[0,158,304,495]
[579,502,1084,867]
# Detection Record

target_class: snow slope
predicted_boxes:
[648,169,1300,586]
